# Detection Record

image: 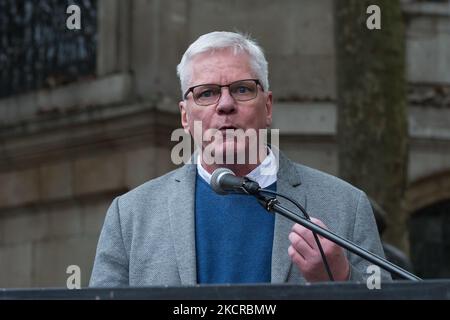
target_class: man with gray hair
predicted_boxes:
[90,31,390,286]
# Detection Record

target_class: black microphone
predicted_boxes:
[210,168,260,195]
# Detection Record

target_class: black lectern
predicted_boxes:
[1,280,450,300]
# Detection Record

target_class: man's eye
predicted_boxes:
[234,86,253,94]
[199,90,213,98]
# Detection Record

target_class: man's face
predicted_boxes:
[179,49,273,164]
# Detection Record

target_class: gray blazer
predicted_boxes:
[90,151,390,287]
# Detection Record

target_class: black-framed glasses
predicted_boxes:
[183,79,263,106]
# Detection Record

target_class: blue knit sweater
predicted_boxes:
[195,173,276,284]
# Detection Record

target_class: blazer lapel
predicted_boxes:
[167,163,197,285]
[271,151,306,283]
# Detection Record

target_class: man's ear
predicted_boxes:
[265,91,273,127]
[179,101,190,134]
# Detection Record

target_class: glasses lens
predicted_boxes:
[193,85,221,105]
[229,80,258,101]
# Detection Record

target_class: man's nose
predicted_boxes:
[216,87,236,114]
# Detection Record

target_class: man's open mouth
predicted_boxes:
[218,126,238,131]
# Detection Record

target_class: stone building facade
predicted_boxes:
[0,0,449,287]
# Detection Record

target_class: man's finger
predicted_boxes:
[289,231,315,258]
[294,218,333,244]
[291,223,318,250]
[288,245,306,268]
[308,218,337,246]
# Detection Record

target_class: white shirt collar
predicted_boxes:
[196,147,278,188]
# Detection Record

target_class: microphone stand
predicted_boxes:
[247,187,421,281]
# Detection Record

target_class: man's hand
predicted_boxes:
[288,218,350,282]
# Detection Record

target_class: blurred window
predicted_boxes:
[0,0,97,99]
